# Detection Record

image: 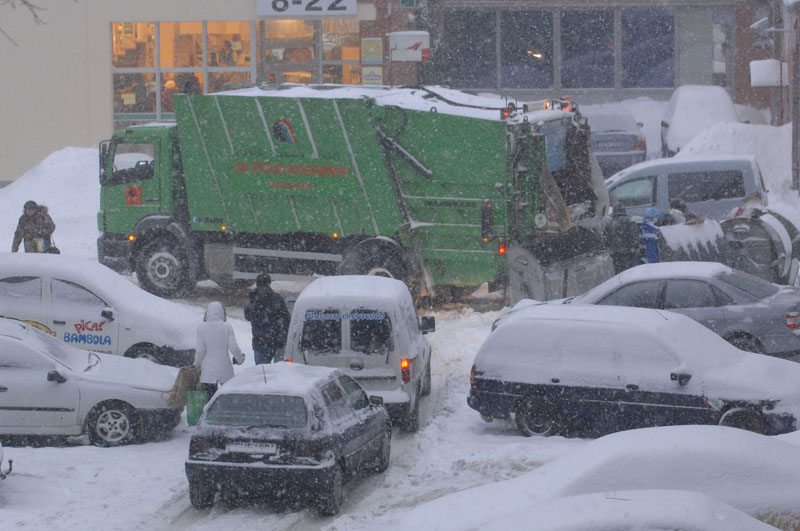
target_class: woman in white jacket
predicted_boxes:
[194,301,245,401]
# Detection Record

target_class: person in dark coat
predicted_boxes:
[11,200,56,253]
[244,273,291,365]
[603,205,642,273]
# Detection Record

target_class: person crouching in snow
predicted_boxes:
[194,301,245,401]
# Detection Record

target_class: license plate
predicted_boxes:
[226,441,277,454]
[597,141,622,149]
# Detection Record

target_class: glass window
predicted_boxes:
[161,72,202,113]
[718,271,779,299]
[112,23,155,68]
[208,72,251,94]
[622,9,674,88]
[204,393,308,428]
[321,381,353,420]
[301,310,341,353]
[110,142,155,184]
[667,171,745,203]
[561,10,613,88]
[113,73,157,114]
[609,176,656,208]
[338,376,369,410]
[0,277,41,300]
[51,280,106,307]
[663,280,718,309]
[159,22,203,68]
[597,281,662,308]
[442,10,496,88]
[712,8,734,87]
[501,11,553,89]
[207,21,251,67]
[260,19,315,84]
[350,310,392,354]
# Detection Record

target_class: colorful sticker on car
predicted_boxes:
[64,333,112,346]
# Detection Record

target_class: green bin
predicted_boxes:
[186,390,208,426]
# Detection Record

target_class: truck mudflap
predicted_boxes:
[507,227,615,304]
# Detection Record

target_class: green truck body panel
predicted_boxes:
[98,85,607,298]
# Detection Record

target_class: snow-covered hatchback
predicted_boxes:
[0,253,198,366]
[185,363,391,515]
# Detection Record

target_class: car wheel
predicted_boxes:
[125,344,161,364]
[373,427,392,473]
[719,408,766,434]
[726,334,765,354]
[189,479,216,509]
[515,397,556,437]
[317,465,344,516]
[400,388,420,433]
[135,237,194,298]
[421,361,432,397]
[87,401,137,447]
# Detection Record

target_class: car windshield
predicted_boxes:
[717,270,779,299]
[204,393,308,429]
[27,328,91,371]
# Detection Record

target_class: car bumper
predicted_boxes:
[467,390,515,420]
[185,459,337,499]
[98,233,132,273]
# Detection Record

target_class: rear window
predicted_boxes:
[667,170,745,203]
[718,270,779,299]
[301,310,341,353]
[350,309,392,354]
[204,393,308,429]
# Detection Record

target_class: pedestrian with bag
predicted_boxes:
[244,273,290,365]
[194,301,245,402]
[11,200,57,253]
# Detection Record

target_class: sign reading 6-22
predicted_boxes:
[256,0,357,17]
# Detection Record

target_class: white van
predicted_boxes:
[285,276,435,432]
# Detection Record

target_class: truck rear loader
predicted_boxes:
[97,85,613,302]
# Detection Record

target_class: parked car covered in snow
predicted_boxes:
[583,107,647,178]
[185,363,392,515]
[0,318,181,446]
[469,305,800,437]
[660,84,739,157]
[0,441,11,479]
[0,253,198,366]
[605,155,767,221]
[284,276,434,432]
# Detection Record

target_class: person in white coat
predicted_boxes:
[194,301,245,401]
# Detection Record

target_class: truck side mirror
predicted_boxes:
[421,316,435,334]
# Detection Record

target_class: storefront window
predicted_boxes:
[112,23,155,68]
[442,10,496,88]
[501,11,553,89]
[622,9,674,88]
[561,10,614,88]
[161,72,202,112]
[260,19,315,83]
[113,73,157,113]
[208,72,251,93]
[712,8,734,87]
[159,22,203,68]
[207,21,251,67]
[323,19,360,84]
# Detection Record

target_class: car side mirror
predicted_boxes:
[660,120,669,128]
[101,308,114,321]
[421,316,435,334]
[637,122,644,128]
[670,372,691,386]
[47,369,67,384]
[369,395,384,407]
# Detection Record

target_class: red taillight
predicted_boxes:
[501,107,511,119]
[285,359,293,363]
[470,364,476,389]
[498,242,506,255]
[401,358,411,383]
[787,312,800,329]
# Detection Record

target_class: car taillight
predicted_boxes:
[401,358,411,383]
[470,364,476,389]
[633,138,646,150]
[498,239,507,255]
[787,312,800,329]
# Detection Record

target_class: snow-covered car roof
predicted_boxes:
[605,153,758,186]
[664,84,739,152]
[294,275,413,310]
[583,106,640,132]
[218,362,342,397]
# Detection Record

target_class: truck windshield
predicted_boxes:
[108,142,156,184]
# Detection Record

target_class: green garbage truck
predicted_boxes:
[97,85,613,300]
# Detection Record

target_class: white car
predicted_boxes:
[0,318,181,446]
[0,253,198,366]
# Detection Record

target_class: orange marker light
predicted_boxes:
[332,233,339,239]
[221,226,227,231]
[128,234,136,242]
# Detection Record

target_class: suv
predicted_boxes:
[284,276,435,432]
[661,85,739,157]
[606,155,767,221]
[185,363,391,515]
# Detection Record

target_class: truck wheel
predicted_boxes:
[136,238,194,298]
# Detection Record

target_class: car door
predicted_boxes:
[0,276,49,332]
[662,279,730,335]
[608,175,657,218]
[46,278,120,356]
[0,337,80,431]
[667,169,747,220]
[338,375,383,461]
[320,380,363,473]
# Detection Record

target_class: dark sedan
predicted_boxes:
[185,362,391,515]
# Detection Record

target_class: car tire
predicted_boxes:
[726,334,765,354]
[87,401,138,447]
[124,344,161,364]
[400,387,420,433]
[421,360,432,397]
[189,480,216,509]
[136,237,194,298]
[317,465,344,516]
[373,427,392,473]
[719,408,766,434]
[515,397,557,437]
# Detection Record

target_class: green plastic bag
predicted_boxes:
[186,389,208,426]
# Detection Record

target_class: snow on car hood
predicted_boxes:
[83,352,178,392]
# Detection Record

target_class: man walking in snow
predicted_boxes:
[11,200,56,253]
[244,273,291,364]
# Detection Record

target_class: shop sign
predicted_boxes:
[361,38,383,66]
[388,31,430,62]
[362,66,383,85]
[256,0,356,17]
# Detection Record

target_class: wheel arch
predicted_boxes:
[722,332,765,353]
[132,216,202,278]
[718,405,766,434]
[84,398,141,444]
